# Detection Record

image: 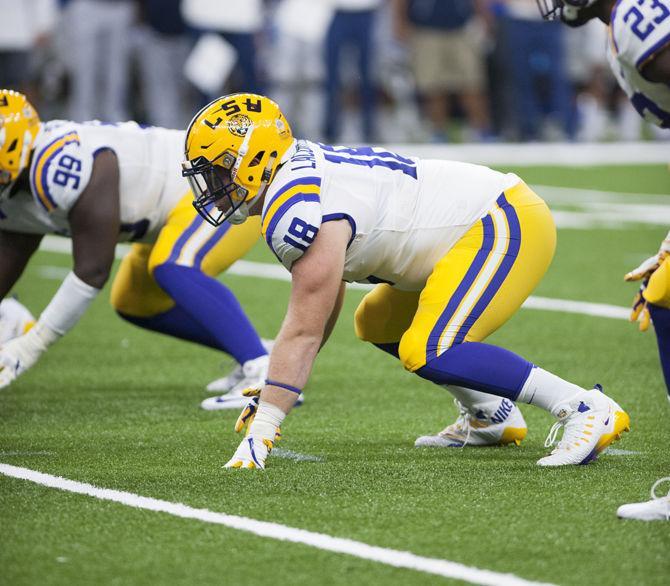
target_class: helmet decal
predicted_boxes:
[182,93,294,226]
[227,114,252,137]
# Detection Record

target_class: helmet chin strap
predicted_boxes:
[228,152,277,225]
[229,205,249,225]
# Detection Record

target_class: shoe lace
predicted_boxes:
[544,411,585,451]
[452,399,472,448]
[544,420,563,449]
[650,477,670,521]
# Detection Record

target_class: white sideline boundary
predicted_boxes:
[37,236,631,322]
[383,142,669,166]
[0,463,555,586]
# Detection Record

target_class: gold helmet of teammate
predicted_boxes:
[182,93,293,226]
[0,89,40,201]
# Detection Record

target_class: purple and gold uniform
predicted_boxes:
[608,0,670,127]
[0,120,260,318]
[262,139,556,372]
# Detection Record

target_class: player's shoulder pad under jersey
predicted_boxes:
[261,146,323,271]
[610,0,670,73]
[29,121,95,213]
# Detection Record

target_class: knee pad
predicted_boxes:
[354,285,418,344]
[398,328,428,372]
[110,250,174,318]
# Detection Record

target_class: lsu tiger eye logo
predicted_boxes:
[227,114,252,137]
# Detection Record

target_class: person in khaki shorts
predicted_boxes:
[392,0,493,142]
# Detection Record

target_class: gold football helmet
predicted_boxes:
[182,93,293,225]
[0,89,40,200]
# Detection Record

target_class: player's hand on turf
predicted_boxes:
[0,333,43,388]
[625,254,663,282]
[0,298,35,345]
[234,390,282,442]
[630,282,651,332]
[224,434,275,469]
[625,234,670,282]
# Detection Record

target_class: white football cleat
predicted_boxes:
[415,398,528,448]
[617,478,670,521]
[201,361,305,412]
[201,386,253,410]
[205,340,274,394]
[205,339,274,393]
[537,387,630,467]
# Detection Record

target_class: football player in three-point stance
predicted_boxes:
[0,89,271,406]
[182,92,630,470]
[537,0,670,520]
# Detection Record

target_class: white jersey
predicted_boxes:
[0,121,189,242]
[262,140,520,291]
[608,0,670,128]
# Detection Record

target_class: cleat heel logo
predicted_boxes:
[491,399,514,424]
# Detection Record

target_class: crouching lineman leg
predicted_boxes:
[625,231,670,404]
[356,182,630,464]
[619,232,670,520]
[111,195,269,409]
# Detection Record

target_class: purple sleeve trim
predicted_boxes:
[265,379,302,395]
[265,192,320,253]
[322,213,357,248]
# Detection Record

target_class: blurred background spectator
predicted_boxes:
[392,0,493,143]
[0,0,58,99]
[1,0,665,142]
[133,0,194,129]
[265,0,332,141]
[493,0,573,141]
[181,0,264,101]
[323,0,381,142]
[63,0,137,122]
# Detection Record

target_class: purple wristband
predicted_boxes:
[265,379,302,395]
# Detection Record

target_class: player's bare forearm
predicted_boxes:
[68,150,120,289]
[322,282,346,348]
[261,221,351,413]
[0,229,43,300]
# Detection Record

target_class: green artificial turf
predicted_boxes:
[1,165,669,586]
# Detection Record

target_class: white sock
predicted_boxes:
[444,385,502,411]
[249,401,286,442]
[517,367,586,416]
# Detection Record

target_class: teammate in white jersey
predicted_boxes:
[0,90,272,404]
[536,0,670,126]
[537,0,670,521]
[181,93,630,469]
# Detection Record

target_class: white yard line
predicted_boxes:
[383,142,670,166]
[0,463,555,586]
[37,236,632,322]
[533,184,669,204]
